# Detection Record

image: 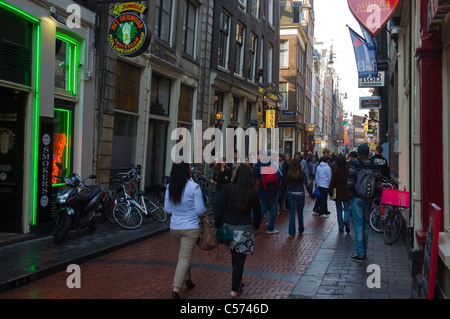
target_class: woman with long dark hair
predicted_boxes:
[215,164,261,298]
[164,162,206,299]
[284,158,314,236]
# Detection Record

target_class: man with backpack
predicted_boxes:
[255,149,282,234]
[347,143,382,262]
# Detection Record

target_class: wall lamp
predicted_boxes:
[49,7,66,25]
[211,111,223,125]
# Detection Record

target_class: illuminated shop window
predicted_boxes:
[52,107,72,186]
[55,33,79,95]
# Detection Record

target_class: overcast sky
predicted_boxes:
[313,0,372,117]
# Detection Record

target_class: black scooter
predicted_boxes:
[53,162,104,244]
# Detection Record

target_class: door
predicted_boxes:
[0,87,26,233]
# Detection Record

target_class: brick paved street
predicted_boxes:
[0,197,412,300]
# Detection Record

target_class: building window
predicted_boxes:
[235,22,245,76]
[297,44,304,74]
[279,82,288,110]
[231,97,239,122]
[178,85,194,126]
[268,0,274,26]
[259,36,264,83]
[246,101,252,121]
[55,33,79,95]
[248,33,257,82]
[112,112,138,168]
[155,0,173,45]
[268,43,273,84]
[0,8,32,86]
[53,104,73,186]
[218,10,230,69]
[150,73,171,116]
[182,0,197,57]
[113,60,140,168]
[238,0,247,10]
[251,0,260,19]
[280,40,288,68]
[116,60,140,113]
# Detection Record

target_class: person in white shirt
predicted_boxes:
[164,162,206,299]
[315,156,332,217]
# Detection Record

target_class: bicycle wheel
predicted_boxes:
[369,206,384,233]
[102,192,116,224]
[383,210,403,245]
[144,197,167,223]
[113,202,143,229]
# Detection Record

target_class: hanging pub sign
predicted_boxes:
[359,71,385,88]
[360,96,382,110]
[113,2,148,15]
[108,8,151,57]
[266,110,276,128]
[347,0,400,36]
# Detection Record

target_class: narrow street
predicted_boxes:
[0,198,412,300]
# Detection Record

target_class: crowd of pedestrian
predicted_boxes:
[163,143,390,298]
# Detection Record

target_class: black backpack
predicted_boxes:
[355,159,375,198]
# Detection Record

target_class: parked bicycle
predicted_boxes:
[383,205,407,245]
[378,184,410,245]
[369,177,395,233]
[102,167,142,224]
[108,167,167,230]
[190,164,211,206]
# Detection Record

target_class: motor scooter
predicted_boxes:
[53,162,104,244]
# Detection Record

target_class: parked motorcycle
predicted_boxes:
[53,162,104,244]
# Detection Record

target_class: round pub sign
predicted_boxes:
[108,13,151,57]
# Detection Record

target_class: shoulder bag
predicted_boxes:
[197,213,218,251]
[216,186,234,244]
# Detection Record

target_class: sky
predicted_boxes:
[313,0,372,117]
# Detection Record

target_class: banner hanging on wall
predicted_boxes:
[347,0,400,36]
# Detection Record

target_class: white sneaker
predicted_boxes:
[267,229,280,234]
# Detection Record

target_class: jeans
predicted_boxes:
[260,194,276,231]
[335,200,351,230]
[286,192,306,236]
[351,197,373,257]
[318,187,329,215]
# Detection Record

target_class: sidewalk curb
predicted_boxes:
[288,223,339,299]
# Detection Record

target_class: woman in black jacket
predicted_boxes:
[215,164,261,299]
[283,158,314,236]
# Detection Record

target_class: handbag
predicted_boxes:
[314,187,321,198]
[216,186,234,244]
[330,188,336,200]
[197,213,218,251]
[216,225,233,244]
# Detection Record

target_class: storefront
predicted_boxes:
[0,1,96,234]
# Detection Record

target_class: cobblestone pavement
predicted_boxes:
[0,197,413,300]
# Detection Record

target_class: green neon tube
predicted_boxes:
[56,33,79,95]
[0,1,41,226]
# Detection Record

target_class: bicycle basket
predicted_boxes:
[380,189,410,208]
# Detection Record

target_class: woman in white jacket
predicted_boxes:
[315,156,332,217]
[164,162,206,299]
